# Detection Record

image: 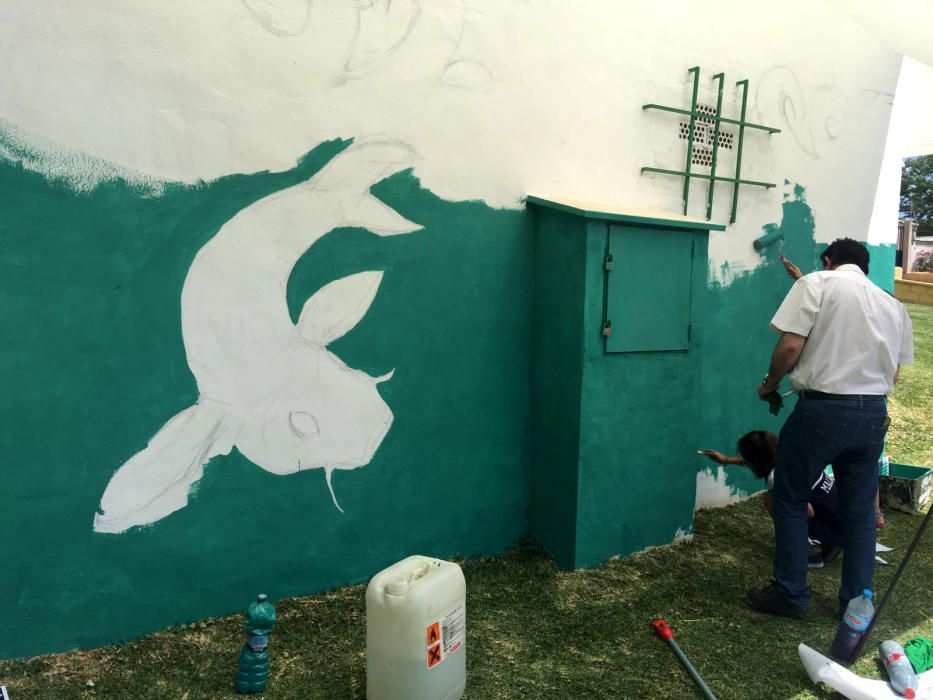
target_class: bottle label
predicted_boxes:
[442,604,466,657]
[843,611,869,631]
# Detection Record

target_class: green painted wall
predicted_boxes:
[528,210,586,568]
[698,186,897,501]
[698,189,815,499]
[1,139,900,658]
[526,185,899,547]
[0,141,534,658]
[867,243,897,293]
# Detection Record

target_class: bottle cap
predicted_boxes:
[862,589,873,599]
[257,594,268,602]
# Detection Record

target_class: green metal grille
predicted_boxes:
[642,67,781,223]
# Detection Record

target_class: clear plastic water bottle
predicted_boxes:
[830,589,874,662]
[880,640,919,698]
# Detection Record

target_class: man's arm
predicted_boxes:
[780,255,802,281]
[758,332,807,398]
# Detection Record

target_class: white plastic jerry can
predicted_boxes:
[366,555,466,700]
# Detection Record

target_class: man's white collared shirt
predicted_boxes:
[770,264,914,395]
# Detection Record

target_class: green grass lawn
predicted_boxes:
[2,305,930,700]
[887,303,933,468]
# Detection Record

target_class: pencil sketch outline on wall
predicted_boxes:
[434,2,493,90]
[93,138,422,534]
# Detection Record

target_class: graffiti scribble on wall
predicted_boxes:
[239,0,491,89]
[755,66,893,160]
[93,139,422,534]
[338,0,423,84]
[241,0,313,37]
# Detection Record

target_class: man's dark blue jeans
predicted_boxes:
[772,394,888,611]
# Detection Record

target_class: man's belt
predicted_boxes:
[798,390,886,402]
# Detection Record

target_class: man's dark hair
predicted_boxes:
[737,430,777,480]
[821,237,869,275]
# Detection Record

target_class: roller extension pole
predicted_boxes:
[651,619,717,700]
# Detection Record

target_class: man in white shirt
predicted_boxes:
[746,238,914,620]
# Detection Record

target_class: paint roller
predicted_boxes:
[753,223,783,251]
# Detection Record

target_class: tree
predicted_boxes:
[900,155,933,222]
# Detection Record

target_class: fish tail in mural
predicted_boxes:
[93,139,423,534]
[93,401,238,534]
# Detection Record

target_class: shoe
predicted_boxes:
[747,582,808,619]
[807,544,824,569]
[822,545,842,565]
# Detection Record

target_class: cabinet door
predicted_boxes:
[605,225,694,353]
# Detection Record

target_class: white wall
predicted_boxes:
[866,56,933,255]
[0,0,903,276]
[895,57,933,158]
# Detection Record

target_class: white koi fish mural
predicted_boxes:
[93,139,422,534]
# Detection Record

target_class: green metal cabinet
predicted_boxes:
[527,196,724,569]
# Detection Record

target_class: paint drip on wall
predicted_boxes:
[93,138,422,534]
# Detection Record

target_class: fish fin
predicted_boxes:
[343,194,421,236]
[297,270,384,345]
[93,400,237,534]
[309,139,423,236]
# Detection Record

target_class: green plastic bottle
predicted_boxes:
[235,594,277,694]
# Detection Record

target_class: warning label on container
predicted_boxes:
[426,604,466,669]
[427,642,442,668]
[441,604,465,656]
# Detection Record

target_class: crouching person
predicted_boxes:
[700,430,843,568]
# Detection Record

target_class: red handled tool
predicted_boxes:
[651,619,717,700]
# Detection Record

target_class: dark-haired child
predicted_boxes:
[700,430,843,568]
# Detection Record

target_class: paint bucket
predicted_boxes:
[880,463,932,514]
[366,556,466,700]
